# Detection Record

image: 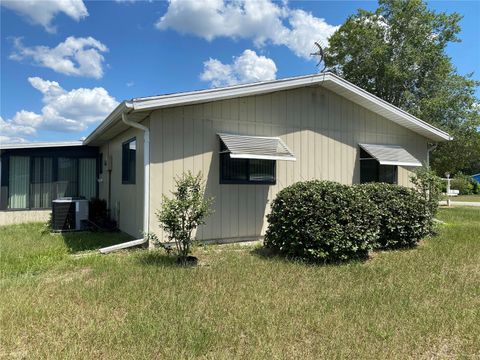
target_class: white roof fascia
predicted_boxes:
[132,74,322,111]
[0,141,83,150]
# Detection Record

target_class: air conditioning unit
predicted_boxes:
[52,198,89,231]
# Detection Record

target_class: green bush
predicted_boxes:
[409,166,442,217]
[156,171,214,263]
[358,183,432,249]
[472,179,480,194]
[264,181,380,263]
[451,172,475,195]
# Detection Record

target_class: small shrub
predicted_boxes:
[358,183,432,249]
[409,166,442,217]
[451,172,475,195]
[156,171,214,263]
[264,180,380,263]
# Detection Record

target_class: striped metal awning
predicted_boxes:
[218,133,296,161]
[359,143,422,167]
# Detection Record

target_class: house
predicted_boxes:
[1,73,451,245]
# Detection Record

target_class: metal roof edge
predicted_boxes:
[0,140,83,150]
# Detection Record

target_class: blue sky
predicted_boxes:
[1,0,479,143]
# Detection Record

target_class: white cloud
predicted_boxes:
[201,49,277,87]
[0,136,28,144]
[280,9,337,58]
[1,0,88,33]
[0,78,118,140]
[0,115,37,138]
[10,37,108,79]
[156,0,338,59]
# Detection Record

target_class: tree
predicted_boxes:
[324,0,480,175]
[156,172,214,263]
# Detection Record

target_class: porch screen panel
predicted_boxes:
[79,158,96,200]
[8,156,30,209]
[30,157,42,208]
[42,158,53,207]
[57,158,78,198]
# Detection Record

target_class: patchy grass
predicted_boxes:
[1,208,479,359]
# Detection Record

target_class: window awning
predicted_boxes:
[218,133,296,161]
[359,143,422,167]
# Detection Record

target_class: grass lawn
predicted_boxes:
[450,194,480,202]
[1,208,479,359]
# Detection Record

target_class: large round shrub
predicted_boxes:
[264,181,380,262]
[358,183,431,249]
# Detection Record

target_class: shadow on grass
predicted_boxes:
[135,250,179,267]
[61,231,133,253]
[250,246,370,267]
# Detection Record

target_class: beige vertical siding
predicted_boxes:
[100,86,429,240]
[98,122,147,238]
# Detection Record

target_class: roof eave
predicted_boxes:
[83,101,134,146]
[88,72,451,145]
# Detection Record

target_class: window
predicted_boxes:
[122,138,136,184]
[220,141,276,184]
[359,148,397,184]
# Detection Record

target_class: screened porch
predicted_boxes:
[0,145,99,211]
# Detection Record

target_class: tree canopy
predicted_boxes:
[324,0,480,175]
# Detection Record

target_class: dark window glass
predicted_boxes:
[379,165,397,184]
[249,159,276,183]
[122,138,136,184]
[220,154,248,182]
[220,141,276,184]
[360,147,398,184]
[360,160,398,184]
[360,159,379,184]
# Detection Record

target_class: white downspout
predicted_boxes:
[99,110,150,253]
